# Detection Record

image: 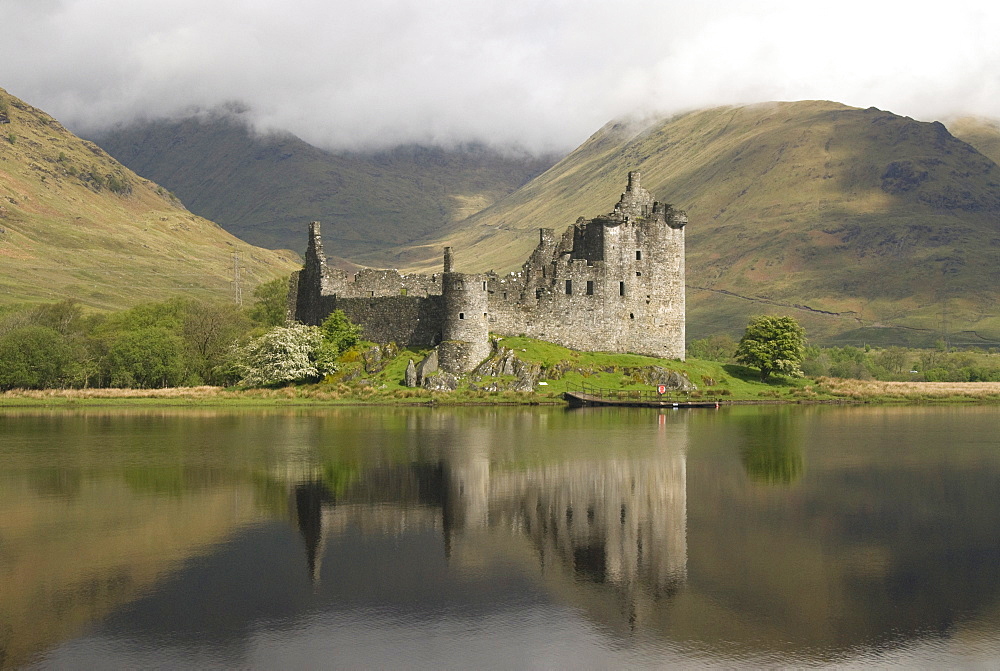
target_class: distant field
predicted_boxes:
[815,378,1000,400]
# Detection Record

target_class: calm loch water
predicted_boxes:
[3,404,1000,668]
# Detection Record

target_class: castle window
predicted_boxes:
[454,280,464,290]
[636,250,642,260]
[586,281,594,295]
[482,281,487,291]
[502,291,507,300]
[629,313,635,319]
[370,291,375,297]
[565,280,572,295]
[459,312,465,319]
[636,272,641,277]
[619,282,626,296]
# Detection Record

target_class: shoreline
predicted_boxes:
[3,380,1000,408]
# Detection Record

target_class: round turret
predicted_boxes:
[439,247,491,373]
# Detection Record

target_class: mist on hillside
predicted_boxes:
[5,0,1000,154]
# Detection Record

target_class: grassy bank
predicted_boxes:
[810,378,1000,403]
[4,336,1000,407]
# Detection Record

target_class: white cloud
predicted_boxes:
[4,0,1000,152]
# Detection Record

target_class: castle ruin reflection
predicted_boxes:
[289,411,688,624]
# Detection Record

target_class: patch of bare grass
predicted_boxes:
[1,386,226,400]
[815,377,1000,401]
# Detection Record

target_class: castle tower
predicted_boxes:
[439,248,491,374]
[614,171,655,220]
[292,221,332,325]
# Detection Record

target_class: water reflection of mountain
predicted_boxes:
[0,477,261,669]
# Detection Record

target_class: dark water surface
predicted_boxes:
[3,405,1000,668]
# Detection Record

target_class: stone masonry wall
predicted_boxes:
[484,173,686,359]
[290,173,687,371]
[335,295,444,348]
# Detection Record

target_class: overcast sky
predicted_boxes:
[4,0,1000,153]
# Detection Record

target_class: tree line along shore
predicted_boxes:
[2,277,1000,405]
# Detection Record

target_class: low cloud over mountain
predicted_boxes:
[5,0,1000,153]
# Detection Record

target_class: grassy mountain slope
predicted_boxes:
[0,88,299,310]
[91,112,556,260]
[383,101,1000,345]
[947,116,1000,166]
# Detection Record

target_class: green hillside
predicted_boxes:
[379,101,1000,346]
[0,88,299,310]
[948,116,1000,165]
[91,112,556,260]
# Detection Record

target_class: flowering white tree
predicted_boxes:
[232,323,336,387]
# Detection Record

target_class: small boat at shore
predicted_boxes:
[563,387,722,409]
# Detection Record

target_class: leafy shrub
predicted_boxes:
[320,310,363,355]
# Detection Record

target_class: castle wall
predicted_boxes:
[483,189,686,358]
[291,172,687,371]
[336,295,444,348]
[333,268,442,298]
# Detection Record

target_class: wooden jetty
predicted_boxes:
[563,385,722,409]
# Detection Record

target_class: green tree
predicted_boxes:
[103,327,192,388]
[319,309,363,355]
[827,346,873,380]
[0,325,77,390]
[178,299,252,384]
[686,334,737,362]
[735,315,806,381]
[248,276,291,327]
[871,346,909,377]
[27,299,86,335]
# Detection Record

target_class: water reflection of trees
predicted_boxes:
[738,412,804,484]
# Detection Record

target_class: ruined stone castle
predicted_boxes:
[290,172,686,373]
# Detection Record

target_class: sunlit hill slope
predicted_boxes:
[384,101,1000,346]
[0,88,299,310]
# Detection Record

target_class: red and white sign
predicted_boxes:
[657,384,667,394]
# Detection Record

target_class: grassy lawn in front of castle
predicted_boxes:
[495,335,820,402]
[296,334,824,404]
